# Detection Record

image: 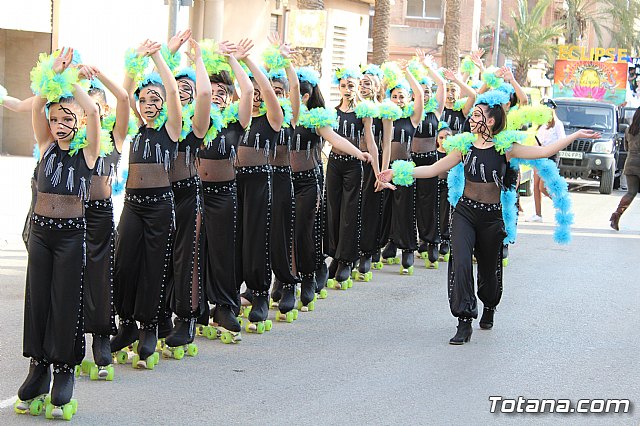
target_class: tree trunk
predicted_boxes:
[295,0,325,70]
[443,0,461,70]
[372,0,391,64]
[514,62,528,86]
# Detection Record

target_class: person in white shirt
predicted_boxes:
[528,105,566,222]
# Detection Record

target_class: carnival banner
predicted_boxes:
[552,60,628,105]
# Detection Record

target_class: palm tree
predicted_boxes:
[501,0,563,85]
[560,0,606,45]
[295,0,325,69]
[601,0,640,56]
[372,0,391,64]
[443,0,462,69]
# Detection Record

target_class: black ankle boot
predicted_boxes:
[372,250,381,263]
[315,262,329,292]
[50,364,74,406]
[449,318,473,345]
[358,255,371,273]
[137,324,158,359]
[479,307,495,330]
[278,283,296,314]
[196,303,211,327]
[92,334,112,367]
[248,293,269,322]
[328,258,338,279]
[18,359,51,401]
[300,274,316,306]
[271,279,283,303]
[110,318,138,352]
[213,305,241,333]
[381,241,397,260]
[418,240,428,254]
[335,261,351,282]
[402,251,414,268]
[428,243,439,263]
[165,317,196,347]
[439,242,450,256]
[157,311,174,340]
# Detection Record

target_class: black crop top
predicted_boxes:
[415,111,439,139]
[277,126,293,148]
[241,114,277,156]
[335,109,364,147]
[292,125,322,155]
[371,117,384,148]
[129,124,177,170]
[199,121,243,161]
[443,108,467,133]
[38,142,94,200]
[93,134,121,181]
[463,145,507,189]
[174,131,202,167]
[391,117,417,145]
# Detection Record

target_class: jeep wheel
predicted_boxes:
[599,164,615,194]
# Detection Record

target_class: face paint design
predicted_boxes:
[359,76,374,99]
[391,88,409,108]
[272,81,287,99]
[423,85,432,103]
[178,78,195,106]
[211,83,230,109]
[139,87,164,121]
[469,105,493,140]
[446,84,459,103]
[339,78,358,101]
[252,86,263,110]
[49,104,79,141]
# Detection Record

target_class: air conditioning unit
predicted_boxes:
[437,31,444,46]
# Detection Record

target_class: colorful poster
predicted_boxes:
[552,60,628,105]
[286,10,327,49]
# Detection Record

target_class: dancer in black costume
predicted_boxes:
[441,69,476,134]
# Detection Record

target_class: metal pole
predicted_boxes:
[168,0,179,39]
[493,0,502,67]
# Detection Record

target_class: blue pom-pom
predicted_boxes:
[332,67,362,85]
[378,100,402,121]
[482,67,504,89]
[391,160,416,186]
[553,226,572,245]
[447,163,465,206]
[355,100,380,119]
[497,82,515,96]
[296,67,319,87]
[361,64,384,80]
[175,67,196,82]
[267,67,287,81]
[475,90,510,108]
[112,168,127,196]
[137,72,163,97]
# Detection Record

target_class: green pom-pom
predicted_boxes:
[102,111,139,138]
[460,57,477,75]
[222,101,240,126]
[124,48,150,81]
[481,66,504,90]
[0,83,7,105]
[407,59,427,83]
[69,127,88,156]
[30,52,79,102]
[204,104,224,146]
[507,105,553,130]
[381,62,403,92]
[378,99,402,121]
[179,102,195,141]
[152,105,168,130]
[262,45,290,72]
[401,102,414,119]
[453,98,467,111]
[279,98,293,128]
[424,97,438,114]
[391,160,416,186]
[99,129,114,157]
[493,130,527,154]
[299,106,338,129]
[201,39,232,76]
[161,44,182,73]
[443,132,476,155]
[355,100,380,119]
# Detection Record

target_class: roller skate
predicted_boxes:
[79,334,114,381]
[381,241,400,265]
[297,274,317,312]
[315,264,329,300]
[212,304,242,343]
[44,364,78,420]
[449,318,473,345]
[424,243,439,269]
[479,306,496,330]
[400,251,414,275]
[15,359,50,416]
[371,249,384,270]
[502,244,509,267]
[353,255,373,282]
[439,241,450,262]
[327,261,352,290]
[276,282,299,323]
[133,323,159,369]
[195,303,216,340]
[164,317,198,359]
[239,290,253,318]
[110,318,138,365]
[156,311,174,351]
[270,279,283,309]
[245,292,273,334]
[417,240,429,260]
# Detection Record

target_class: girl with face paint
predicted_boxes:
[111,40,182,369]
[197,41,251,342]
[19,47,101,417]
[442,69,476,133]
[235,39,284,333]
[378,61,424,274]
[159,38,212,355]
[378,91,600,345]
[411,51,448,266]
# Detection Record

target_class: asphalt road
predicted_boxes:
[0,155,638,425]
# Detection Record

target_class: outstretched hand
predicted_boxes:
[375,179,396,192]
[185,38,202,63]
[77,64,99,80]
[136,40,162,57]
[167,29,192,54]
[575,129,601,139]
[470,49,485,67]
[443,68,458,82]
[218,40,236,56]
[496,66,514,83]
[52,47,74,74]
[377,169,394,184]
[360,152,373,164]
[233,38,254,61]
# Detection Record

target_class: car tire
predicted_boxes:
[599,163,615,194]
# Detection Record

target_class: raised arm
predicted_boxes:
[242,48,283,131]
[498,66,528,106]
[32,96,53,149]
[93,67,130,151]
[187,38,212,138]
[507,129,600,160]
[268,33,300,125]
[317,126,371,163]
[2,96,34,113]
[403,64,424,127]
[379,150,462,182]
[150,42,182,141]
[228,45,252,129]
[444,69,476,116]
[422,54,446,116]
[72,80,101,168]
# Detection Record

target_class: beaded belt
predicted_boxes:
[202,181,236,194]
[124,191,173,204]
[31,213,85,230]
[292,169,317,180]
[271,165,292,174]
[236,165,271,175]
[85,198,113,210]
[459,196,501,212]
[329,152,358,162]
[172,175,200,189]
[411,151,437,159]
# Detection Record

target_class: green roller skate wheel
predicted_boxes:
[408,266,414,275]
[81,359,93,374]
[296,287,301,298]
[285,311,294,323]
[30,398,44,416]
[394,257,401,264]
[502,258,509,267]
[204,326,217,340]
[89,365,99,381]
[71,399,78,414]
[220,332,233,344]
[420,252,428,260]
[265,320,273,331]
[132,354,140,368]
[433,261,439,270]
[153,351,160,364]
[385,258,394,265]
[292,309,299,320]
[44,403,53,419]
[106,366,115,381]
[443,253,450,262]
[74,365,81,378]
[351,269,358,279]
[175,346,185,360]
[187,343,198,357]
[13,399,26,415]
[327,279,335,289]
[146,356,156,370]
[256,322,266,334]
[347,278,353,288]
[62,403,74,420]
[319,288,328,299]
[244,323,252,333]
[308,301,315,312]
[297,300,303,310]
[116,351,128,364]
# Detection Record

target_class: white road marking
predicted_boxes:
[0,395,17,410]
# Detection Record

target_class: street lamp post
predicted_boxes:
[493,0,502,67]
